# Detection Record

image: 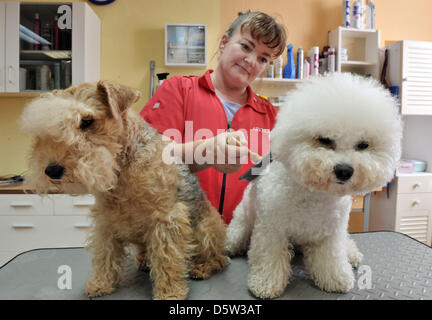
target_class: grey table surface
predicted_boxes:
[0,231,431,300]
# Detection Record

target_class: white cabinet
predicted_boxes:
[328,27,380,79]
[386,40,432,115]
[165,24,206,67]
[0,193,94,267]
[370,173,432,246]
[0,1,100,93]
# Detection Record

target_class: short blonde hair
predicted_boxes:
[225,11,287,58]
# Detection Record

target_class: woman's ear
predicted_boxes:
[219,34,229,51]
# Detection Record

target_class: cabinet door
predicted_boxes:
[401,41,432,115]
[0,2,5,92]
[395,193,432,245]
[5,1,19,92]
[71,2,100,85]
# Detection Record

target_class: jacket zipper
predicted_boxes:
[218,123,230,215]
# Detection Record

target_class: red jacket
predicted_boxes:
[140,70,277,224]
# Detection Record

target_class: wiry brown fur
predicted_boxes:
[19,81,229,299]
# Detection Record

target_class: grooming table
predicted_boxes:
[0,231,431,300]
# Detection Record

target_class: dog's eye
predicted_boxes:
[356,141,369,151]
[80,118,94,130]
[317,137,335,149]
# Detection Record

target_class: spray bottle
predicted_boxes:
[274,55,283,79]
[296,47,304,79]
[155,73,169,93]
[366,0,376,29]
[283,44,295,79]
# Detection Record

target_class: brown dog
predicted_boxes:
[19,81,229,299]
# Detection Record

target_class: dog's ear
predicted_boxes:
[97,81,142,119]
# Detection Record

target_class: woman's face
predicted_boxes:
[218,28,276,88]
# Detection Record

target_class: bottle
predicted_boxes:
[33,13,41,50]
[366,0,375,29]
[283,44,295,79]
[274,55,283,79]
[53,16,60,50]
[41,22,52,51]
[155,73,169,92]
[342,0,350,27]
[304,59,310,79]
[352,0,362,29]
[267,62,274,78]
[328,47,336,73]
[296,47,304,79]
[310,46,319,76]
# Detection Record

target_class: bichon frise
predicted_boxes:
[226,73,402,298]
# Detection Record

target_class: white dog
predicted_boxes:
[226,73,402,298]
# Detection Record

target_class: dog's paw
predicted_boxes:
[85,278,116,298]
[153,281,189,300]
[348,249,363,268]
[190,256,230,279]
[248,272,287,299]
[247,263,291,299]
[347,239,363,268]
[312,262,355,293]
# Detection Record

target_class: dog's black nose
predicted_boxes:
[45,164,65,180]
[334,164,354,182]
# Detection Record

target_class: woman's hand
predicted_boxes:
[168,131,260,174]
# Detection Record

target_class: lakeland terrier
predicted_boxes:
[19,81,229,299]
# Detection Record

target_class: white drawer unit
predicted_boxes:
[0,194,54,216]
[370,173,432,246]
[0,191,94,267]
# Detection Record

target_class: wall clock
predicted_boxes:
[88,0,116,5]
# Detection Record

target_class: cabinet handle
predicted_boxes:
[10,202,33,207]
[412,183,422,189]
[8,66,14,84]
[12,223,35,229]
[74,222,92,229]
[412,200,420,207]
[73,202,94,207]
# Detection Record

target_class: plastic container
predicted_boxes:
[296,47,304,79]
[366,0,376,29]
[353,0,362,29]
[33,13,40,50]
[267,62,274,78]
[328,47,336,72]
[274,55,283,79]
[310,46,319,76]
[283,44,295,79]
[304,59,310,79]
[342,0,350,27]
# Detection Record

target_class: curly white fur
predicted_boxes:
[226,73,402,298]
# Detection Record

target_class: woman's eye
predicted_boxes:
[356,141,369,151]
[241,43,251,51]
[260,57,268,63]
[80,118,94,130]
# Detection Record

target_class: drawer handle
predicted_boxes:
[10,202,33,208]
[73,202,94,207]
[12,223,35,229]
[412,200,420,207]
[412,183,422,189]
[74,222,92,229]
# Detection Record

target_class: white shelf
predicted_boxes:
[341,60,376,66]
[254,78,303,84]
[396,172,432,177]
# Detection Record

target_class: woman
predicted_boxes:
[140,11,287,224]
